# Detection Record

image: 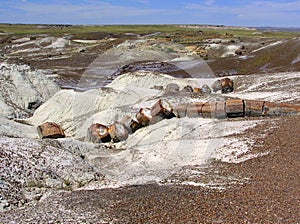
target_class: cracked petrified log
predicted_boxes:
[244,100,265,117]
[108,122,129,143]
[120,115,143,134]
[85,99,300,144]
[37,122,65,139]
[174,99,300,119]
[150,99,175,123]
[226,99,244,118]
[136,100,175,126]
[262,102,300,116]
[85,123,111,143]
[136,108,152,126]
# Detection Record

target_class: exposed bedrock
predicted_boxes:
[0,63,60,119]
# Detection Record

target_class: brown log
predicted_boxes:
[150,100,175,123]
[136,108,152,126]
[120,115,143,134]
[186,103,203,118]
[215,101,227,119]
[244,100,264,117]
[85,123,111,143]
[225,99,245,118]
[108,122,129,143]
[201,102,215,118]
[175,103,188,118]
[37,122,65,139]
[263,102,300,116]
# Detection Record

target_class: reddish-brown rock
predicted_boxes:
[193,87,202,94]
[85,123,111,143]
[37,122,65,139]
[211,78,234,93]
[220,78,234,93]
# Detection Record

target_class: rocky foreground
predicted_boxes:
[1,115,299,223]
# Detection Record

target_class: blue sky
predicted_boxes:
[0,0,300,27]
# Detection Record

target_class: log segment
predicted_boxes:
[225,99,245,118]
[85,123,111,143]
[84,98,300,144]
[108,122,129,143]
[186,103,203,118]
[244,100,265,117]
[37,122,65,139]
[263,102,300,116]
[120,115,143,134]
[136,108,152,126]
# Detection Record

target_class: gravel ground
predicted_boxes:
[1,115,299,223]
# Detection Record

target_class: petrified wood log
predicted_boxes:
[175,103,188,118]
[201,102,215,118]
[186,103,203,118]
[263,102,300,116]
[244,100,265,117]
[108,122,129,143]
[120,115,143,134]
[215,101,227,119]
[37,122,65,139]
[150,99,175,123]
[225,99,245,118]
[136,108,152,126]
[85,123,111,143]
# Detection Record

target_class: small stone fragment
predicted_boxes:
[201,84,212,94]
[165,83,180,92]
[182,85,194,93]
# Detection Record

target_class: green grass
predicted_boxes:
[0,24,190,36]
[1,23,299,40]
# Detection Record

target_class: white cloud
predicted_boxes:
[183,0,300,26]
[205,0,215,6]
